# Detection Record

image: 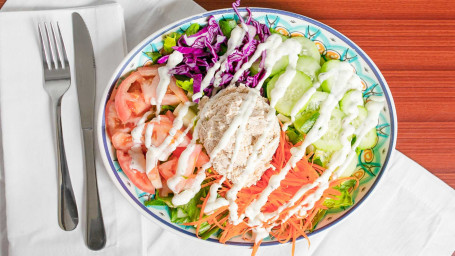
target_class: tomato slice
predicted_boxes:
[159,177,172,197]
[126,90,150,117]
[158,156,177,180]
[137,66,159,77]
[111,132,134,151]
[115,71,152,123]
[147,166,163,189]
[148,117,191,148]
[183,144,202,177]
[196,151,210,168]
[143,75,186,106]
[117,150,155,194]
[105,99,138,138]
[169,77,189,103]
[164,110,175,122]
[172,146,209,168]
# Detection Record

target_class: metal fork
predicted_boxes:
[39,22,79,231]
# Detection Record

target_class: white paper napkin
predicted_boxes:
[1,1,455,256]
[0,3,137,256]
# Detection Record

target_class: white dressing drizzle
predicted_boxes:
[143,102,195,184]
[129,111,153,172]
[203,89,259,212]
[169,94,217,206]
[192,26,247,101]
[226,110,278,224]
[213,26,247,87]
[130,110,153,145]
[121,28,386,244]
[245,62,366,235]
[154,51,184,117]
[268,39,302,108]
[128,146,146,173]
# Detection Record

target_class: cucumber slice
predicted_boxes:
[291,37,321,63]
[266,70,313,116]
[340,90,364,114]
[250,55,289,76]
[304,91,329,112]
[357,128,378,150]
[312,108,345,151]
[294,91,328,134]
[294,111,319,134]
[320,59,341,92]
[350,106,367,129]
[296,55,321,81]
[312,149,332,167]
[339,156,358,178]
[273,32,289,41]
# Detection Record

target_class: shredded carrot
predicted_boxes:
[182,129,360,256]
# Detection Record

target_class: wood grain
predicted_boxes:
[195,0,455,188]
[0,0,453,188]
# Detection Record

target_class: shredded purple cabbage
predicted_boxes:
[166,0,270,100]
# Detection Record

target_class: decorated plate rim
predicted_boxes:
[96,7,398,247]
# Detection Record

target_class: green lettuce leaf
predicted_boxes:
[163,32,181,54]
[219,19,237,37]
[310,209,327,231]
[286,126,304,145]
[161,105,176,113]
[185,23,200,36]
[323,179,357,209]
[145,190,174,208]
[144,184,221,239]
[270,28,289,37]
[176,78,194,93]
[143,51,162,63]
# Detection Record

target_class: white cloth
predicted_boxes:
[0,1,454,256]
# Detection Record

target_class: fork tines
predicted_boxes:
[38,22,69,71]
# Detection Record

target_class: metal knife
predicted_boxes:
[72,12,106,250]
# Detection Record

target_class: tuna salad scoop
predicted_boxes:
[197,85,280,187]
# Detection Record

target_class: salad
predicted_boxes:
[105,0,384,255]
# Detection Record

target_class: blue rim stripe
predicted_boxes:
[101,8,396,247]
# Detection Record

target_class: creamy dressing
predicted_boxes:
[130,110,153,145]
[172,167,207,206]
[225,109,277,224]
[121,28,386,242]
[169,95,215,205]
[209,89,258,159]
[213,27,247,87]
[154,51,184,117]
[192,26,247,101]
[204,89,258,213]
[245,62,367,231]
[144,123,154,148]
[129,111,154,172]
[145,102,195,177]
[268,39,302,108]
[167,143,197,193]
[128,146,147,173]
[203,176,229,213]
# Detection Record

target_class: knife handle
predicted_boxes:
[82,128,106,250]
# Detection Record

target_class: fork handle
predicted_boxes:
[54,98,79,231]
[82,128,106,250]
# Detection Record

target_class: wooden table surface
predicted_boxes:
[1,0,454,188]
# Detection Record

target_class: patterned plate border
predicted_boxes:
[97,8,397,246]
